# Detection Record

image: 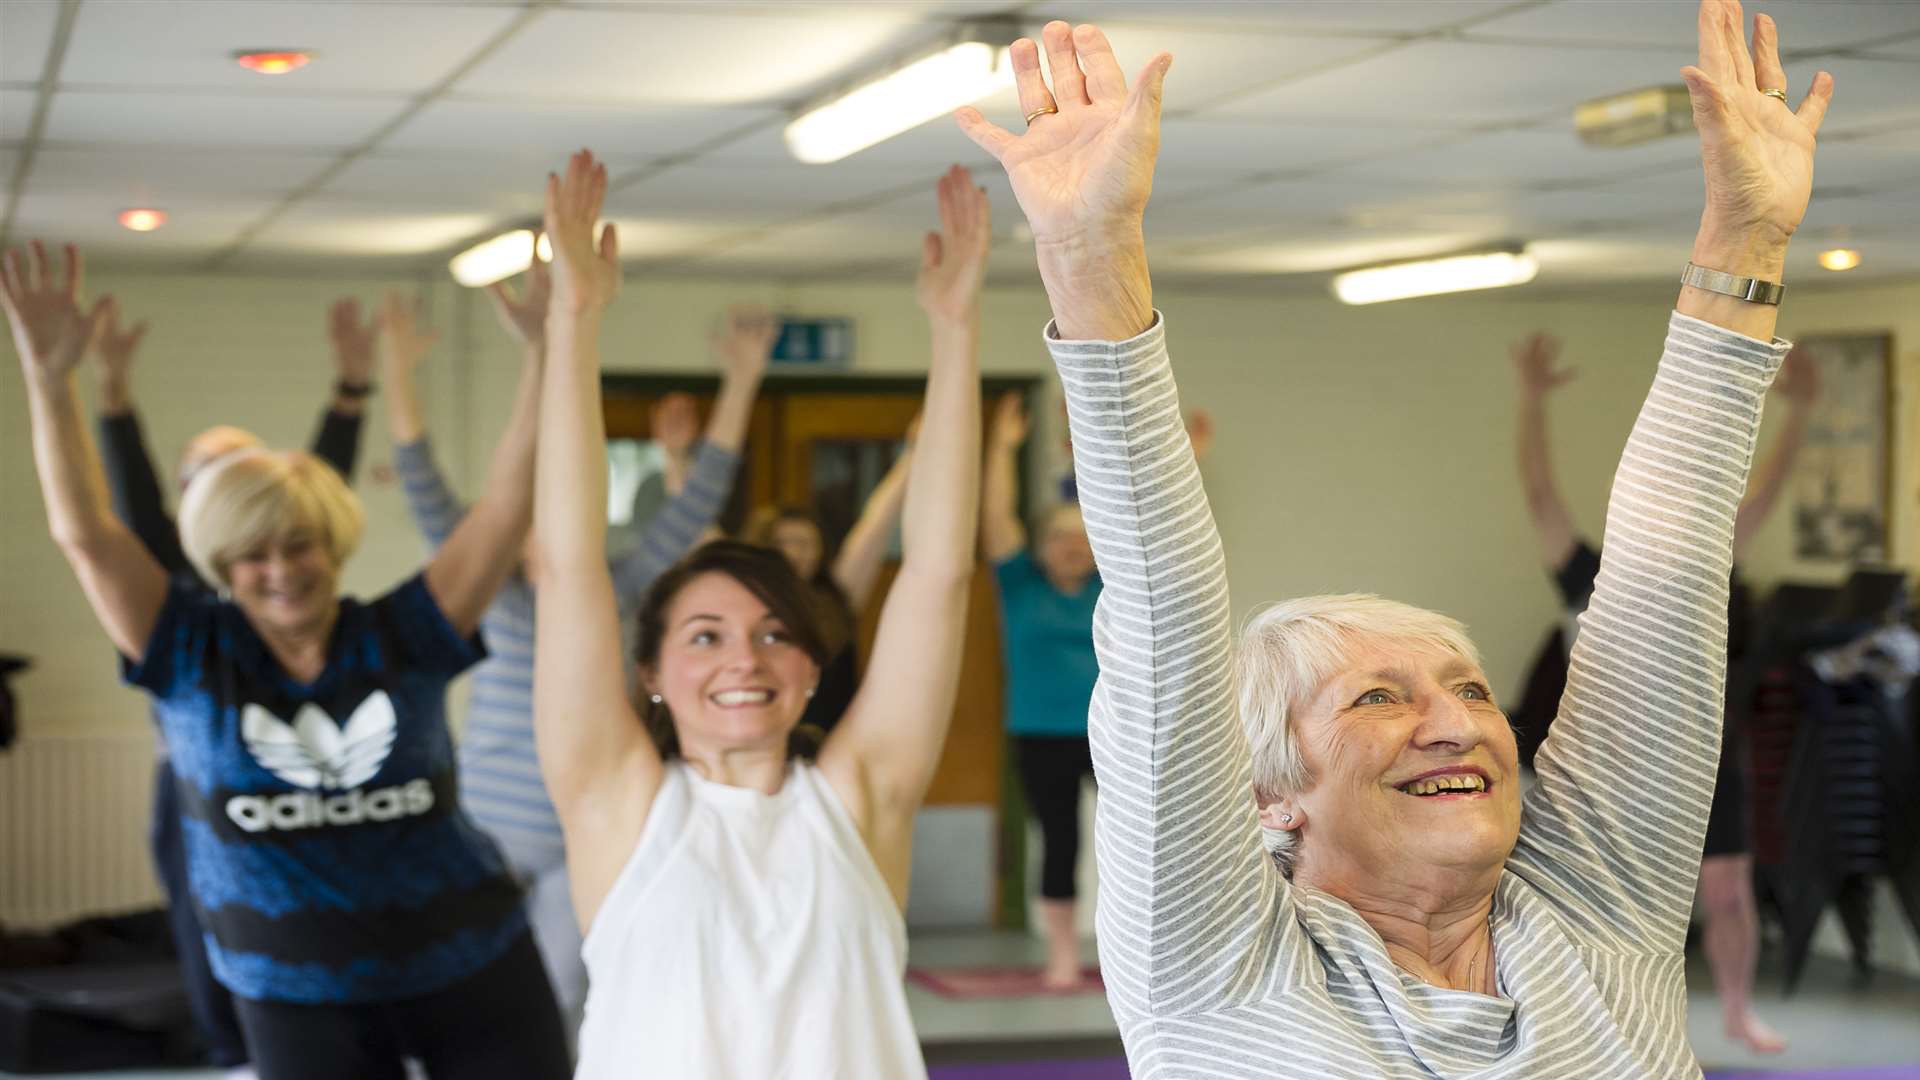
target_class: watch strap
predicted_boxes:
[1681,262,1785,305]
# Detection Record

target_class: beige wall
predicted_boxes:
[3,266,1915,967]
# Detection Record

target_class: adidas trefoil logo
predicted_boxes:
[226,691,434,833]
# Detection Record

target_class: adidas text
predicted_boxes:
[226,779,435,833]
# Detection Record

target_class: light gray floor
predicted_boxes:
[10,931,1919,1078]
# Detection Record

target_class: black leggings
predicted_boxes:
[1017,736,1095,900]
[232,932,571,1080]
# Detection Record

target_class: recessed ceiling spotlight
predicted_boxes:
[233,50,313,75]
[1819,248,1862,272]
[118,208,167,232]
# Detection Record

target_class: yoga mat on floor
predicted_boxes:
[927,1061,1920,1080]
[909,966,1104,1000]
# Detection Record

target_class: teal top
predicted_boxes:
[993,551,1100,738]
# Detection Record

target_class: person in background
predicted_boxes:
[385,247,767,1039]
[87,293,376,1077]
[980,389,1101,989]
[744,413,919,734]
[533,153,985,1079]
[1510,329,1819,1054]
[6,239,570,1079]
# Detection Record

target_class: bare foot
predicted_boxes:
[1726,1010,1788,1054]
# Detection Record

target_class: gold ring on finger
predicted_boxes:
[1761,87,1789,103]
[1024,105,1059,126]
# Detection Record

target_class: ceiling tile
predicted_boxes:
[45,90,397,149]
[1468,0,1920,52]
[608,160,940,227]
[325,151,604,215]
[59,1,524,95]
[1315,128,1700,188]
[0,1,60,86]
[451,6,939,107]
[1214,38,1693,126]
[1814,55,1920,130]
[27,147,331,204]
[1044,1,1517,35]
[1156,116,1471,177]
[2,88,37,141]
[390,99,780,157]
[247,201,501,256]
[9,186,270,256]
[1813,136,1920,193]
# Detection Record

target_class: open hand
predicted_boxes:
[915,165,992,324]
[990,391,1029,449]
[487,233,552,350]
[1511,332,1576,401]
[94,298,149,386]
[545,149,620,317]
[328,298,377,385]
[1683,0,1832,248]
[0,241,109,387]
[956,23,1169,249]
[377,292,437,377]
[711,304,777,381]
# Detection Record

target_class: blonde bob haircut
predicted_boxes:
[1237,593,1483,876]
[179,449,364,588]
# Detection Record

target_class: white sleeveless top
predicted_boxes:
[574,761,926,1080]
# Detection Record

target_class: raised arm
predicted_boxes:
[606,309,765,603]
[820,166,985,881]
[311,298,375,480]
[1517,0,1829,948]
[5,246,168,661]
[961,23,1273,1018]
[530,151,661,924]
[1511,332,1580,569]
[88,304,192,578]
[414,287,535,637]
[1732,344,1816,558]
[383,290,465,552]
[832,420,914,611]
[980,392,1029,563]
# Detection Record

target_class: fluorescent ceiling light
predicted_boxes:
[785,40,1013,164]
[449,229,553,288]
[1332,248,1539,305]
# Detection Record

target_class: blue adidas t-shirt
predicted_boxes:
[994,551,1100,738]
[125,574,526,1004]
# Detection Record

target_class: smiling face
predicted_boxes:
[1269,636,1522,888]
[644,571,822,757]
[223,528,341,640]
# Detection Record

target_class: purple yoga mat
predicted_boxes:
[929,1062,1920,1080]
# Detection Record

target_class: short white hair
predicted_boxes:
[179,449,363,587]
[1237,593,1483,876]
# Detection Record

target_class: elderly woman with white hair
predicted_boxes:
[3,246,570,1079]
[958,1,1830,1075]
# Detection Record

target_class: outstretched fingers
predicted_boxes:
[955,107,1016,160]
[1074,24,1128,103]
[1042,21,1089,110]
[1797,69,1834,134]
[1120,51,1173,133]
[1752,13,1787,96]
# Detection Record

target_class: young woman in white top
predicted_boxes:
[531,150,988,1079]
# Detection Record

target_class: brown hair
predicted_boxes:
[634,540,833,760]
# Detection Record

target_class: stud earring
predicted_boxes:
[649,694,663,704]
[1280,813,1294,825]
[806,687,817,699]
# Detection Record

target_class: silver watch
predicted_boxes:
[1680,262,1785,305]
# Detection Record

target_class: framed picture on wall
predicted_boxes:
[1791,331,1894,563]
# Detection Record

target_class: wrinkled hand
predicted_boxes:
[545,149,620,316]
[1683,0,1833,247]
[1186,409,1215,462]
[1511,332,1575,402]
[956,23,1169,248]
[94,298,149,387]
[652,391,699,457]
[377,292,437,377]
[0,241,109,387]
[915,165,992,324]
[711,304,777,381]
[1776,344,1820,406]
[487,233,552,350]
[328,298,377,384]
[990,391,1029,449]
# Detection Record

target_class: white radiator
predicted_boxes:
[0,736,163,929]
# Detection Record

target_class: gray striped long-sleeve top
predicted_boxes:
[393,436,738,849]
[1049,312,1787,1079]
